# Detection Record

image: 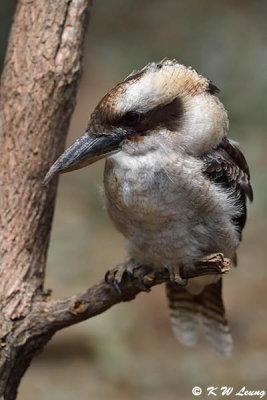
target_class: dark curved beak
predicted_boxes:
[43,131,122,185]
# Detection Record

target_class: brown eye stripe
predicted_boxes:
[91,92,184,139]
[138,97,184,133]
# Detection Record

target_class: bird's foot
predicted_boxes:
[105,259,151,294]
[164,264,188,287]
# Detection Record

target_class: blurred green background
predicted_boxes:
[1,1,267,399]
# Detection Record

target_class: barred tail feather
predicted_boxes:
[169,289,199,347]
[201,280,233,356]
[166,279,233,357]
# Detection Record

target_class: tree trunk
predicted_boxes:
[0,0,92,397]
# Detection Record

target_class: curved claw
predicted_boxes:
[104,269,110,284]
[113,279,121,294]
[104,260,150,294]
[104,269,121,294]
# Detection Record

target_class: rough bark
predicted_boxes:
[0,0,91,398]
[0,1,231,399]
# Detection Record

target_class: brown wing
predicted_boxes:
[201,137,253,235]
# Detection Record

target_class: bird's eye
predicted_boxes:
[123,111,142,127]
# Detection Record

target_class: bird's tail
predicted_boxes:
[166,279,233,356]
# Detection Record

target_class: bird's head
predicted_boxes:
[44,60,228,184]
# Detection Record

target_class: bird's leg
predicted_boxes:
[164,264,188,287]
[105,258,151,294]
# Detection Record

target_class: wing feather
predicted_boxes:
[201,137,253,235]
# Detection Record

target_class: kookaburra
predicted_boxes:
[45,60,253,356]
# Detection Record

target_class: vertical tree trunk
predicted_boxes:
[0,0,92,398]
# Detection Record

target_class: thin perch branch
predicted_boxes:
[26,254,230,336]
